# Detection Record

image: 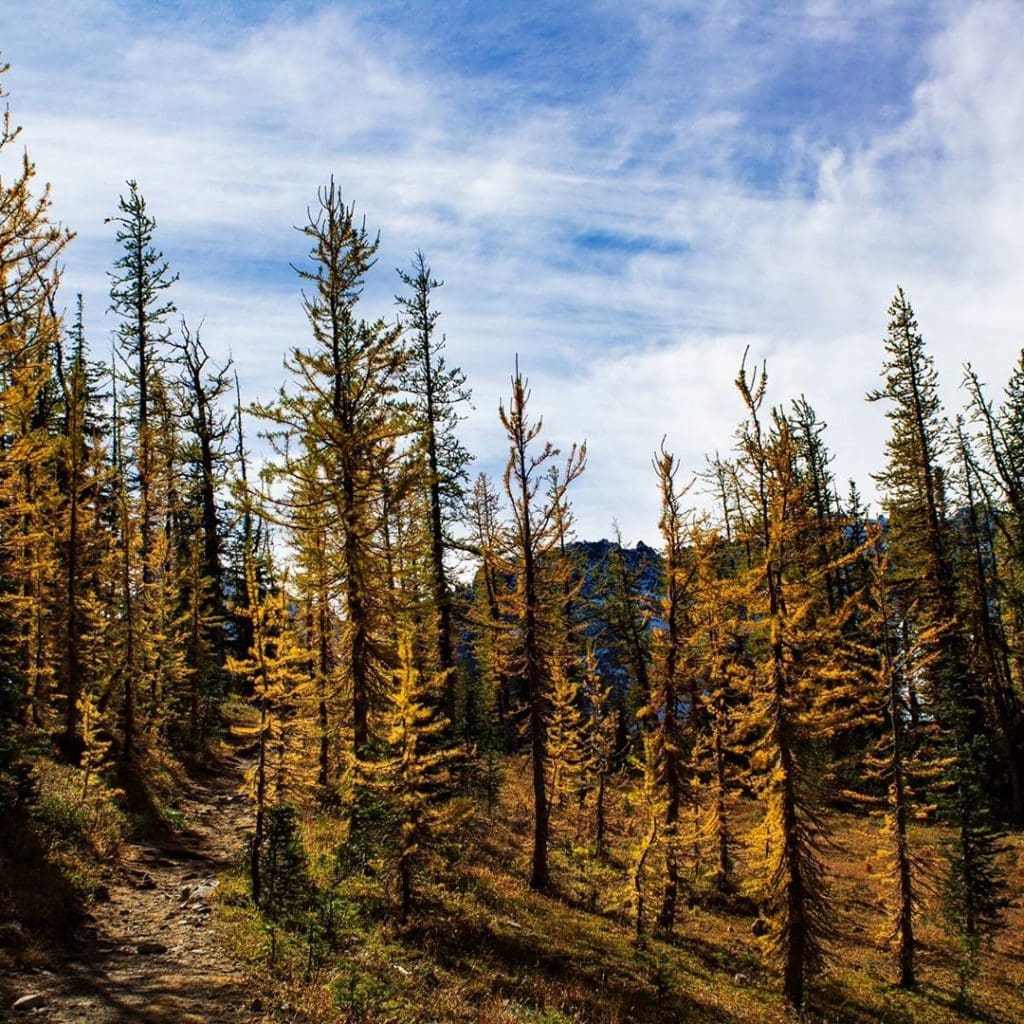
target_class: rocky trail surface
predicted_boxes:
[7,756,267,1023]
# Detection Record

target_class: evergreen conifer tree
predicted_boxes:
[396,253,471,723]
[869,290,1007,989]
[174,321,234,742]
[53,298,112,759]
[849,525,939,988]
[466,472,518,754]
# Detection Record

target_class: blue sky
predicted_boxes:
[3,0,1023,543]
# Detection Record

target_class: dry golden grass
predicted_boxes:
[217,756,1024,1024]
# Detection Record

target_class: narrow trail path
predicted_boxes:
[11,755,266,1023]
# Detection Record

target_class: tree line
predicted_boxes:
[1,58,1020,1010]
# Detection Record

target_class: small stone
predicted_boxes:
[12,993,46,1012]
[136,940,168,955]
[751,917,769,937]
[191,883,218,900]
[733,972,750,986]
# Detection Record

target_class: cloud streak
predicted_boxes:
[3,0,1022,542]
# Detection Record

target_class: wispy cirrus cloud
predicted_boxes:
[3,0,1022,542]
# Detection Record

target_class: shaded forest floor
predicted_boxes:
[217,757,1024,1024]
[1,749,266,1023]
[3,746,1023,1024]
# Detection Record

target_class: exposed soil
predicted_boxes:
[5,756,267,1023]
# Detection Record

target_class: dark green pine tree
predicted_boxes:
[106,180,183,770]
[868,288,1007,995]
[962,360,1024,823]
[395,252,471,725]
[53,297,113,761]
[856,523,944,990]
[465,472,519,755]
[790,396,840,612]
[173,321,234,742]
[107,180,178,585]
[590,524,654,762]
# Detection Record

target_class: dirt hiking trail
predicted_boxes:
[8,755,268,1024]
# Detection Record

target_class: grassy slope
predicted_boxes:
[216,756,1024,1024]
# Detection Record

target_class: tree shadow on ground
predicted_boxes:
[401,911,746,1024]
[0,819,91,1006]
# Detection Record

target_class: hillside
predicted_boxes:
[213,756,1024,1024]
[5,740,1021,1023]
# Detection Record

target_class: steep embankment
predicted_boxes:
[6,755,265,1024]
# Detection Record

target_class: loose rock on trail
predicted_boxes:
[8,756,266,1024]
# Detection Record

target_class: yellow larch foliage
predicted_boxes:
[354,636,470,922]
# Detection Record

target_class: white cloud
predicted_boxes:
[2,0,1023,545]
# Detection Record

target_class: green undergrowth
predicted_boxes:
[29,758,128,890]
